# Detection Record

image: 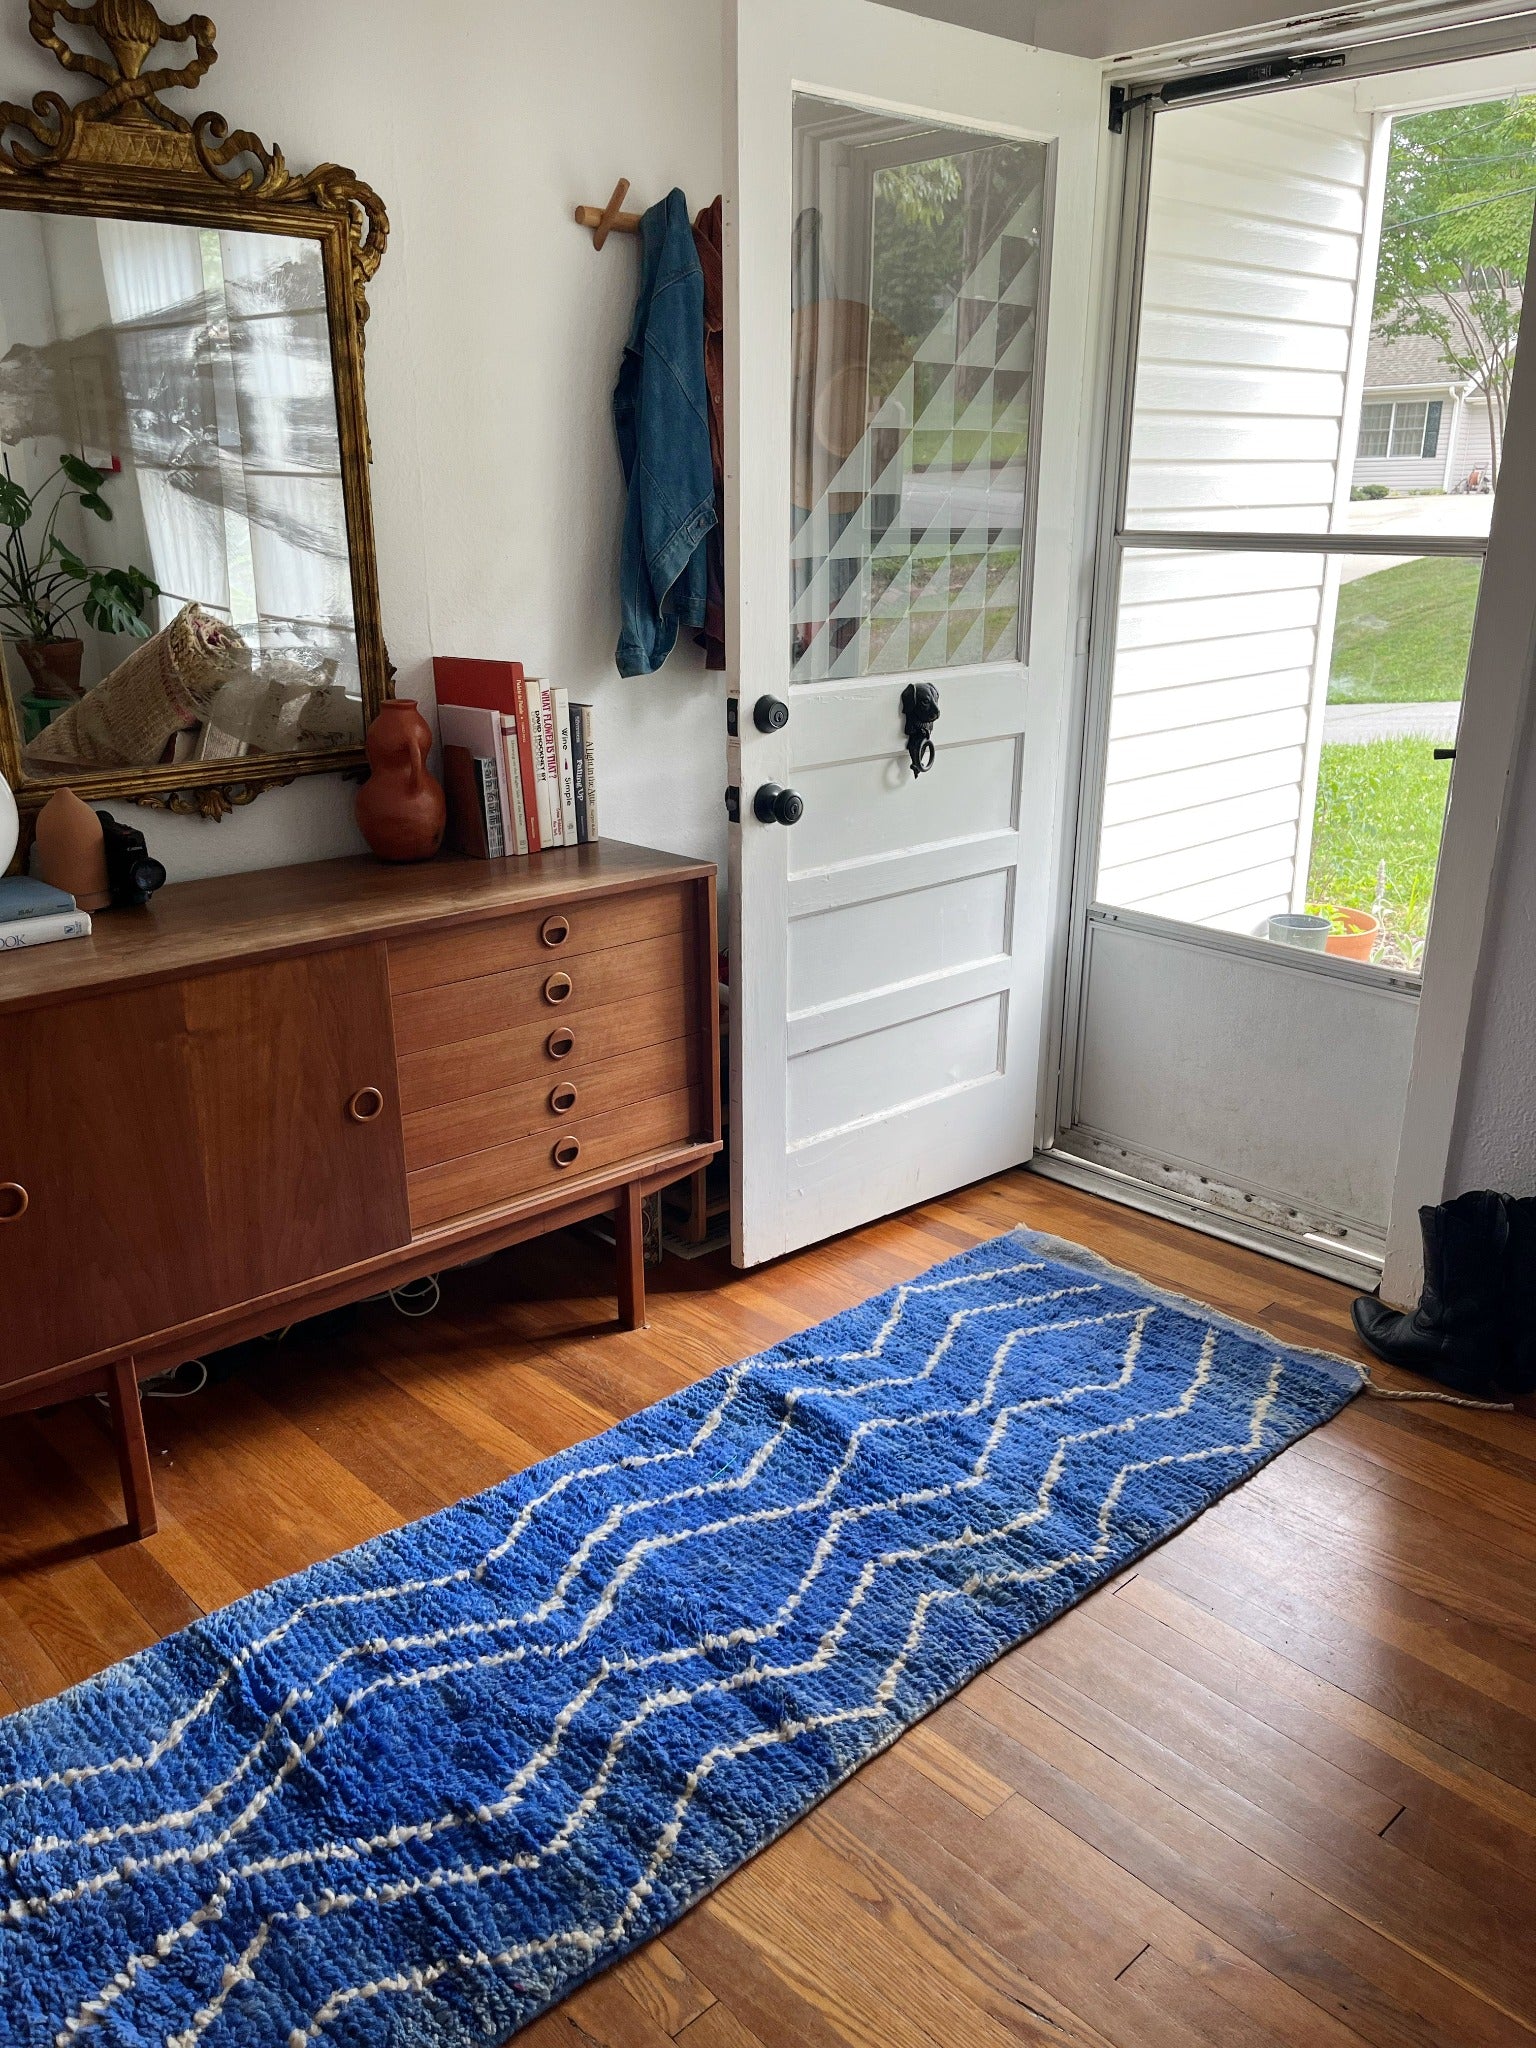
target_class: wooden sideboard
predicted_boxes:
[0,843,721,1539]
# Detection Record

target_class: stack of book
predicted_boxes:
[0,875,91,953]
[435,657,599,861]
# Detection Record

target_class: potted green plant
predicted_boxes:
[1308,902,1382,962]
[0,453,159,703]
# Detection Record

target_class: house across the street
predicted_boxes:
[1354,316,1503,491]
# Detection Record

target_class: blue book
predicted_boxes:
[0,875,74,920]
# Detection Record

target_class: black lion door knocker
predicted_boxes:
[900,681,941,777]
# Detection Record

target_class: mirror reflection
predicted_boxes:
[0,212,362,781]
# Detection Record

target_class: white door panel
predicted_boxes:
[789,866,1011,1014]
[728,0,1102,1264]
[1074,917,1416,1238]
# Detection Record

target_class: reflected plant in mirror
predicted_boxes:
[0,450,159,717]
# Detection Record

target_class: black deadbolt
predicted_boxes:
[753,782,803,826]
[754,694,790,733]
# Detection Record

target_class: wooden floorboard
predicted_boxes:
[4,1169,1535,2047]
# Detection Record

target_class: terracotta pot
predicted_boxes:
[33,785,110,908]
[1324,907,1381,962]
[355,697,445,863]
[14,638,85,700]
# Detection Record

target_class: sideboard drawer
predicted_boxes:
[397,985,694,1115]
[403,1035,699,1172]
[388,886,685,995]
[407,1085,697,1229]
[391,929,689,1055]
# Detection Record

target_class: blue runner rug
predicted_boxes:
[1,1228,1360,2048]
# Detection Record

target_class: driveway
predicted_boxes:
[1324,701,1460,743]
[1338,493,1490,582]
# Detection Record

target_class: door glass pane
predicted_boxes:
[1096,548,1472,971]
[1122,86,1534,539]
[790,94,1049,681]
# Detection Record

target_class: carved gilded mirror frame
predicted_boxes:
[0,0,389,827]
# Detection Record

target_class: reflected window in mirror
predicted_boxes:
[0,212,363,782]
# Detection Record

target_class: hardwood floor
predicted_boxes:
[5,1169,1535,2048]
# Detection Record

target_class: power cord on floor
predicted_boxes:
[1361,1372,1514,1411]
[93,1358,209,1412]
[386,1275,441,1318]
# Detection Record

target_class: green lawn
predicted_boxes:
[1328,555,1480,705]
[1306,736,1452,968]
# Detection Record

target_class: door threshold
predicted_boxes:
[1029,1148,1385,1290]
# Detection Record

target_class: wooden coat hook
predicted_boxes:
[575,178,642,248]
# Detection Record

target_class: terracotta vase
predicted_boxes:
[33,785,110,908]
[15,638,85,701]
[355,698,445,863]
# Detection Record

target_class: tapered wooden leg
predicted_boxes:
[106,1356,158,1539]
[615,1181,647,1331]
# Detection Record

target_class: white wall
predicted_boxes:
[0,0,727,884]
[1448,689,1536,1197]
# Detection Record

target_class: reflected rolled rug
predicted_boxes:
[24,604,249,769]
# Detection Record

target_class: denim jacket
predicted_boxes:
[614,189,717,676]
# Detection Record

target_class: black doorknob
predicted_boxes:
[754,694,790,733]
[753,782,804,826]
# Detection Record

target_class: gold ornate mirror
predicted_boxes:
[0,0,388,831]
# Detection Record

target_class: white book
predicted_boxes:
[499,713,530,856]
[577,700,599,840]
[527,681,563,846]
[553,687,579,844]
[438,704,512,849]
[0,908,91,952]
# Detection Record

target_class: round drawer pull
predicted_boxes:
[0,1181,28,1223]
[348,1087,385,1124]
[550,1081,579,1115]
[544,971,573,1005]
[546,1027,576,1060]
[541,914,571,948]
[552,1136,582,1170]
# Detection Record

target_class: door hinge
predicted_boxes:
[726,697,739,737]
[725,785,740,823]
[1108,50,1344,133]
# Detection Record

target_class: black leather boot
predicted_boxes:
[1503,1196,1536,1398]
[1351,1189,1511,1396]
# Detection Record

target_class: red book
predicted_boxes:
[432,656,523,716]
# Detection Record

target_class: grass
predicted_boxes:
[1328,555,1480,705]
[1305,736,1453,968]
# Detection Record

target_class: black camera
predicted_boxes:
[95,810,167,909]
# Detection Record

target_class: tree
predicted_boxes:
[1373,95,1536,484]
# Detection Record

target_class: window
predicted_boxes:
[1358,401,1392,457]
[789,96,1048,680]
[1358,396,1444,461]
[1084,85,1532,973]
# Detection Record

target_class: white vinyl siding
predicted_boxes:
[1104,85,1381,934]
[1452,395,1496,483]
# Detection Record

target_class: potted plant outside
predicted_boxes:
[0,453,159,708]
[1311,903,1382,962]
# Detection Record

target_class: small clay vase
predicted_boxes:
[355,698,446,863]
[33,785,110,908]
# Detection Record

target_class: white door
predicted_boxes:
[727,0,1103,1266]
[1054,46,1536,1281]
